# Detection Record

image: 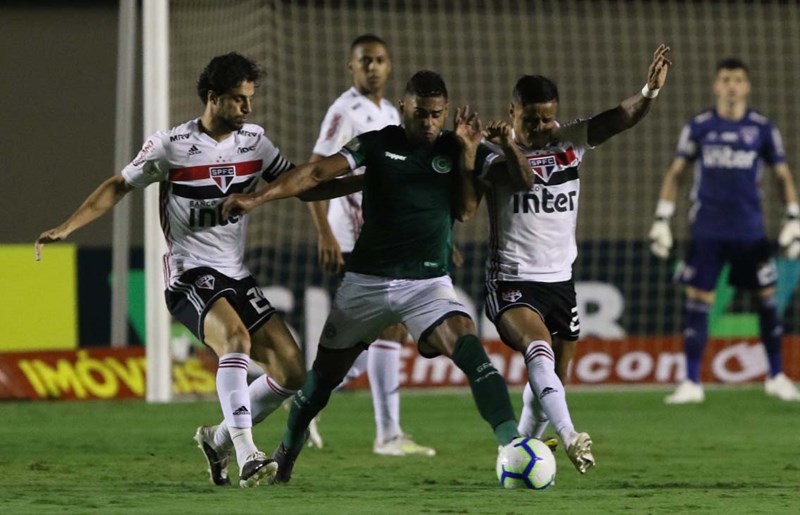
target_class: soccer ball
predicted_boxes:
[496,437,556,489]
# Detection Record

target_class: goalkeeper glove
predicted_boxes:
[779,203,800,259]
[649,199,675,259]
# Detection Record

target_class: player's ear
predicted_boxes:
[508,102,515,120]
[398,100,405,115]
[207,90,218,106]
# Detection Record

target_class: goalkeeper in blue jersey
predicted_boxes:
[649,57,800,403]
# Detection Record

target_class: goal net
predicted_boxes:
[165,0,800,386]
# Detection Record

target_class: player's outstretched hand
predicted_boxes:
[454,105,484,150]
[485,121,514,147]
[646,44,672,91]
[35,227,68,261]
[221,193,257,220]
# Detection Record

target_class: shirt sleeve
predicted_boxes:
[312,106,354,157]
[762,124,787,166]
[256,135,295,183]
[675,123,697,160]
[338,131,375,171]
[475,141,503,181]
[554,119,591,151]
[121,133,169,188]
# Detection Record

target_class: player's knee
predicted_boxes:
[379,323,408,343]
[284,360,307,390]
[226,325,252,355]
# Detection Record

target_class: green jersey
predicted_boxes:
[339,125,464,279]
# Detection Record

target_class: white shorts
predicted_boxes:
[320,272,470,357]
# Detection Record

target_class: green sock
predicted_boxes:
[282,369,337,454]
[450,334,518,445]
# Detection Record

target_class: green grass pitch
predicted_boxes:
[1,387,799,514]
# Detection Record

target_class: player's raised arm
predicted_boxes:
[35,175,135,261]
[222,153,352,219]
[587,44,672,147]
[452,105,484,222]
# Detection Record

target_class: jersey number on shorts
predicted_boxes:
[246,287,271,314]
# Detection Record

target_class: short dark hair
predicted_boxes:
[512,75,559,105]
[716,57,749,75]
[351,33,388,53]
[404,70,448,99]
[197,52,262,104]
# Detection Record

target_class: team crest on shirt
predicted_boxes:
[528,155,558,182]
[431,155,452,174]
[195,274,215,290]
[210,166,236,193]
[740,126,759,146]
[501,289,522,303]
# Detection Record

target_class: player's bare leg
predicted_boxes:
[497,307,594,474]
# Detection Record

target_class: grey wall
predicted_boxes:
[1,1,144,246]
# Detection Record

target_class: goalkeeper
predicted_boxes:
[649,57,800,403]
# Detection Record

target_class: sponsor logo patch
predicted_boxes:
[187,144,202,156]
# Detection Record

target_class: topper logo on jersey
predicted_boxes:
[195,274,215,290]
[702,145,757,169]
[529,155,558,182]
[210,166,236,193]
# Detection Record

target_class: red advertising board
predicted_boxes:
[1,337,798,400]
[345,336,800,389]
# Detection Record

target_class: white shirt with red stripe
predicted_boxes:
[312,87,400,252]
[480,120,591,282]
[121,119,292,285]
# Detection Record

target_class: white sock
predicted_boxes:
[213,373,296,450]
[367,339,402,443]
[216,353,257,464]
[525,341,576,445]
[517,382,550,438]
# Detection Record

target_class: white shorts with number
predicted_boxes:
[320,272,470,357]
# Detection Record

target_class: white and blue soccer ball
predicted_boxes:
[496,437,556,489]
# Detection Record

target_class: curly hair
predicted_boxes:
[197,52,263,104]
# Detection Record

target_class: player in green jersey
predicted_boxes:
[222,70,520,483]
